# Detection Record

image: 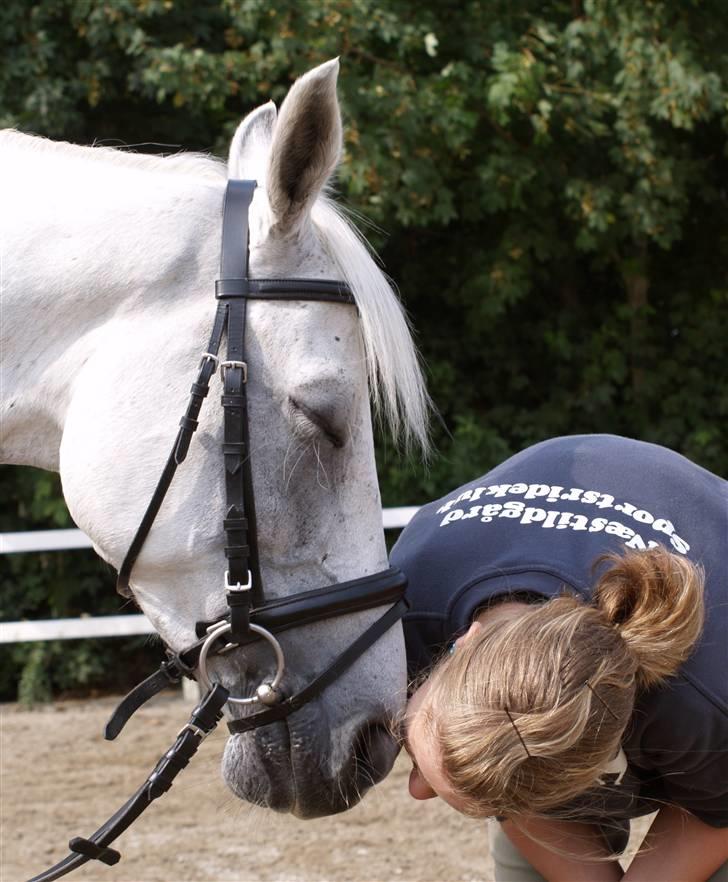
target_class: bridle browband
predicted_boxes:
[29,180,408,882]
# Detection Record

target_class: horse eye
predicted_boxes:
[289,398,344,448]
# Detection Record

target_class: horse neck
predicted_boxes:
[0,135,223,471]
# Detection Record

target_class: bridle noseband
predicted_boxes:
[29,180,408,882]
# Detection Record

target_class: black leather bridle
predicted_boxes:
[29,180,408,882]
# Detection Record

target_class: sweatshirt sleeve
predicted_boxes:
[627,678,728,828]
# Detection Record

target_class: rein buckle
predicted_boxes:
[176,721,210,742]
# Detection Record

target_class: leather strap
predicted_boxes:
[28,685,229,882]
[228,597,408,734]
[115,184,354,602]
[216,278,355,302]
[219,181,260,642]
[104,567,407,740]
[203,567,408,642]
[116,302,227,597]
[103,659,186,741]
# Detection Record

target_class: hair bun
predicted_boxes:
[593,547,704,689]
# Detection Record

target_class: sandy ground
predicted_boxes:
[1,692,651,882]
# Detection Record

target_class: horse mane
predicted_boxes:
[311,199,431,454]
[0,129,226,181]
[1,129,431,453]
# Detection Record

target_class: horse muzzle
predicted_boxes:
[222,702,399,817]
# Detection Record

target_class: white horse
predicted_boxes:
[0,59,429,817]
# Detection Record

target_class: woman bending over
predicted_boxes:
[392,435,727,881]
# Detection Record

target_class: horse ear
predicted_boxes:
[227,100,277,181]
[267,58,342,233]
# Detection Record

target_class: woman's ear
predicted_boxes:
[457,620,483,646]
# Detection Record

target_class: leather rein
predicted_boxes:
[28,180,408,882]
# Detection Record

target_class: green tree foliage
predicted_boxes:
[2,1,726,698]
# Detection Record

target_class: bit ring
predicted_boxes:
[197,622,285,706]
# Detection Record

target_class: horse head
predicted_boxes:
[0,59,429,817]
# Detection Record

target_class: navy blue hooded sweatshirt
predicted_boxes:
[391,435,727,827]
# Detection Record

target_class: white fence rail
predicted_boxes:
[1,615,157,643]
[0,507,419,644]
[0,528,95,554]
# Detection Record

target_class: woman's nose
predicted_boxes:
[408,765,437,800]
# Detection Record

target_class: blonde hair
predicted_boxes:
[422,547,705,819]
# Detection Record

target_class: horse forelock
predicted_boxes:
[312,199,431,456]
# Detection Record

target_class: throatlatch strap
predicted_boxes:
[27,685,228,882]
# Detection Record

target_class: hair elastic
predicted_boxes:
[504,707,532,759]
[585,680,619,721]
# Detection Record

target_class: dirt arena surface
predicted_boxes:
[1,692,651,882]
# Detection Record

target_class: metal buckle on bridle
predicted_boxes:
[220,359,247,382]
[197,620,285,707]
[225,569,252,592]
[204,616,240,656]
[199,352,219,371]
[175,720,209,742]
